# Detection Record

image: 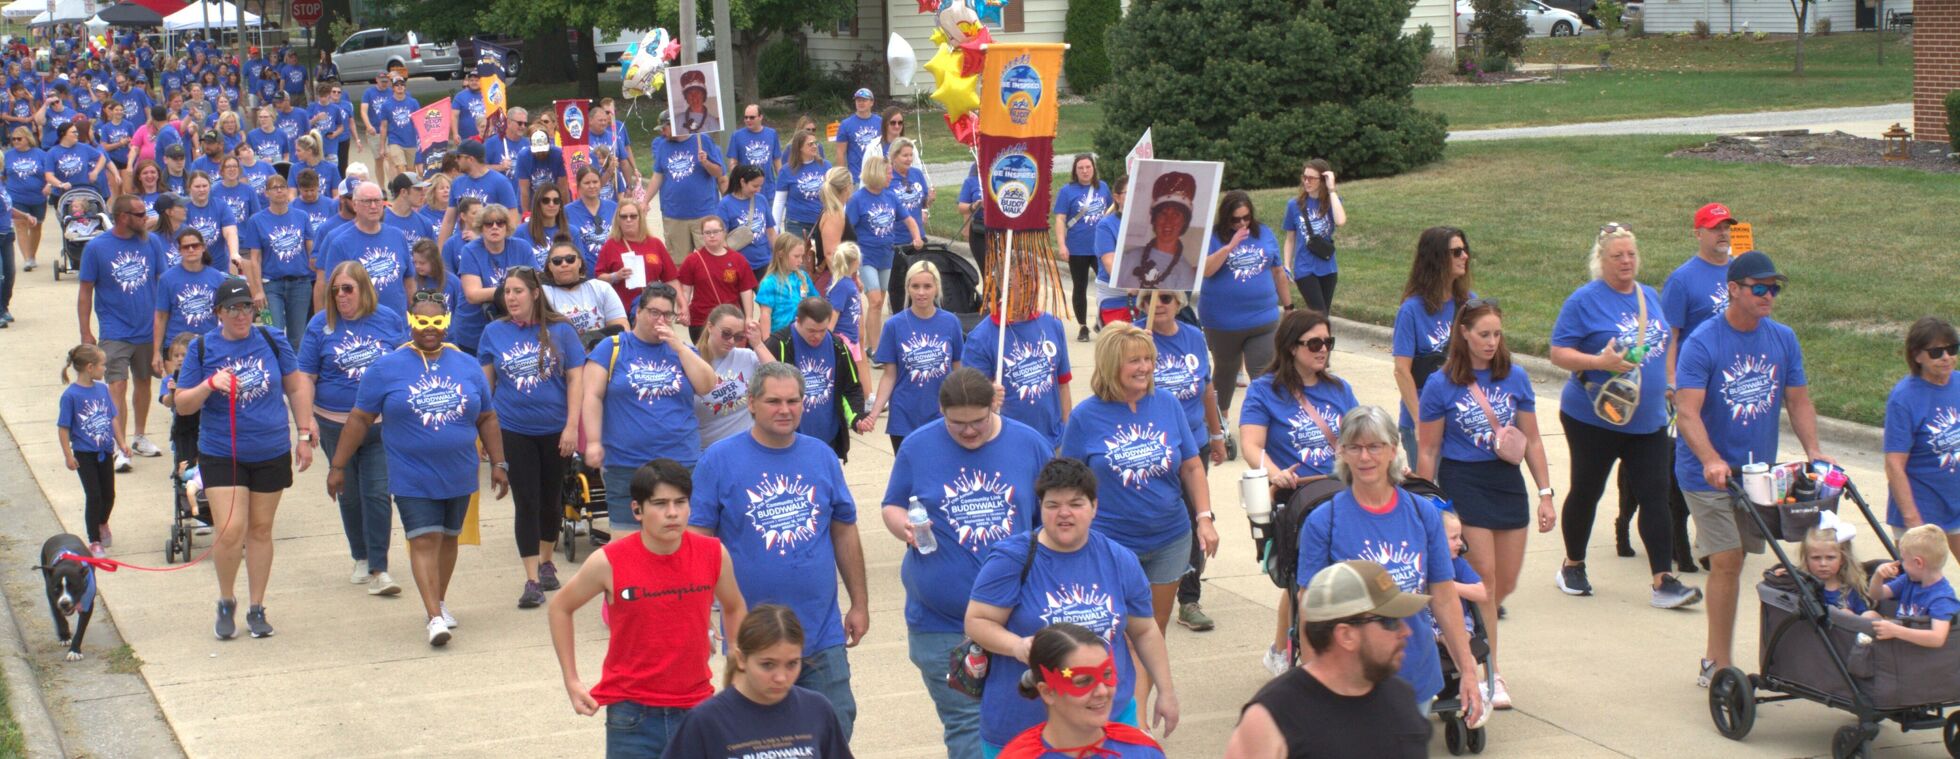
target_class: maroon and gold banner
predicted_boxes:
[562,145,593,199]
[978,134,1054,232]
[977,43,1064,139]
[555,99,591,147]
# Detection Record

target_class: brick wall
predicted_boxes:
[1916,0,1960,143]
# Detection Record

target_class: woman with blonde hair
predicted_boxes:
[288,132,340,199]
[814,165,854,291]
[593,197,677,310]
[867,258,964,451]
[754,234,816,334]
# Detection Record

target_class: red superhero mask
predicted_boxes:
[1039,656,1117,698]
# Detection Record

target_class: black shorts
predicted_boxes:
[199,451,293,493]
[1437,457,1529,530]
[16,199,44,222]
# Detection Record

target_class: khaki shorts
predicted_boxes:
[382,144,415,173]
[662,216,706,262]
[1685,488,1765,559]
[99,340,153,384]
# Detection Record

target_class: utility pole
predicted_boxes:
[680,0,695,65]
[713,0,732,114]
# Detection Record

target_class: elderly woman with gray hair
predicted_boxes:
[1292,405,1483,716]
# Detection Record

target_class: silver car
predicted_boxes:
[332,29,462,83]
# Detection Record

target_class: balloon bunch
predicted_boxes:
[621,29,682,100]
[920,2,991,146]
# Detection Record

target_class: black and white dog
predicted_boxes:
[36,534,97,661]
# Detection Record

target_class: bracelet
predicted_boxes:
[206,375,220,390]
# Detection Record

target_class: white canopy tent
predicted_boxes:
[161,0,258,31]
[27,0,95,26]
[0,0,45,20]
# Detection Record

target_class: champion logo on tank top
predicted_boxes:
[220,355,275,403]
[744,473,822,554]
[1101,424,1174,489]
[1719,354,1779,424]
[330,335,388,379]
[1927,408,1960,472]
[626,356,685,402]
[75,399,113,448]
[110,249,151,293]
[1450,385,1516,451]
[497,340,558,391]
[1004,340,1058,400]
[1287,404,1341,466]
[406,373,470,428]
[942,469,1017,551]
[1359,538,1426,594]
[797,354,834,405]
[1039,584,1119,643]
[900,332,953,384]
[1153,353,1202,402]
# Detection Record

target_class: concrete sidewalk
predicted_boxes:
[1449,103,1914,142]
[0,225,1952,758]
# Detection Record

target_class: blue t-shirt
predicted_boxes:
[1392,294,1463,423]
[449,169,518,212]
[873,308,965,436]
[883,416,1051,632]
[375,95,420,147]
[297,307,407,414]
[451,88,484,140]
[211,181,262,227]
[1052,180,1110,256]
[1199,226,1283,332]
[890,165,929,230]
[1824,586,1870,615]
[178,326,299,460]
[1884,375,1960,530]
[279,64,307,97]
[1241,375,1358,478]
[587,333,702,468]
[1886,575,1960,622]
[95,116,134,166]
[239,162,276,194]
[245,127,291,163]
[845,186,905,270]
[1296,489,1454,703]
[2,147,46,205]
[1151,322,1211,436]
[382,207,436,250]
[354,346,490,499]
[287,161,342,202]
[1419,368,1539,464]
[1282,196,1339,278]
[514,146,565,194]
[1673,316,1806,492]
[963,314,1071,447]
[45,142,105,194]
[690,433,858,654]
[1091,213,1129,312]
[959,166,986,229]
[319,224,414,316]
[834,114,882,182]
[1661,255,1731,341]
[241,207,314,280]
[79,230,164,342]
[563,198,616,271]
[183,198,240,264]
[970,532,1152,746]
[154,264,226,346]
[826,276,862,344]
[1551,280,1670,434]
[1062,391,1200,553]
[788,332,842,442]
[483,134,524,178]
[478,320,584,436]
[717,193,774,270]
[652,136,724,219]
[781,158,830,225]
[58,382,117,455]
[725,126,782,193]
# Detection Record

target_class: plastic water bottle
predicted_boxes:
[908,497,937,555]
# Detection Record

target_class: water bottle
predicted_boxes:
[908,497,937,555]
[1241,469,1273,526]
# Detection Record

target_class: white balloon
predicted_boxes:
[887,32,918,88]
[622,28,672,99]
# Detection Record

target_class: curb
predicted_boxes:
[0,435,71,759]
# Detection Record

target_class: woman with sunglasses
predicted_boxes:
[583,282,719,533]
[1201,189,1288,427]
[593,198,677,310]
[330,291,508,646]
[966,458,1176,756]
[1293,405,1483,716]
[996,623,1166,758]
[1134,291,1228,633]
[1282,159,1345,315]
[565,167,615,274]
[1053,154,1110,343]
[692,303,762,449]
[1884,318,1960,560]
[1392,227,1474,467]
[1413,298,1554,710]
[297,261,406,597]
[515,180,565,252]
[479,267,585,609]
[3,125,45,271]
[455,203,536,353]
[151,228,225,372]
[540,240,628,335]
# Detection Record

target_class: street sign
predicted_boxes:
[291,0,321,26]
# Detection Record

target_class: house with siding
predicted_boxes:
[805,0,1457,96]
[1641,0,1912,33]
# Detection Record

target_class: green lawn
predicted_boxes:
[1420,33,1913,130]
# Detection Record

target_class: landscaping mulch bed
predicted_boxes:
[1670,131,1960,173]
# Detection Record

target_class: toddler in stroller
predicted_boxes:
[1864,523,1959,648]
[1436,510,1494,755]
[52,187,108,279]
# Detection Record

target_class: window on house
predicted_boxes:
[836,9,859,36]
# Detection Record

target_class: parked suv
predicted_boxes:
[332,29,462,83]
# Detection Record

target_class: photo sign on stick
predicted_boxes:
[665,62,724,137]
[1108,158,1224,294]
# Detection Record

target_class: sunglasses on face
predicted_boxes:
[619,213,640,220]
[1450,246,1469,258]
[482,219,508,228]
[1744,282,1782,298]
[407,313,450,330]
[1298,336,1335,352]
[717,329,742,342]
[1925,344,1960,360]
[1344,614,1406,631]
[179,241,204,250]
[548,255,579,266]
[539,196,561,205]
[333,284,357,295]
[1233,213,1251,224]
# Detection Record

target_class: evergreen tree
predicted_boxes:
[1064,0,1121,96]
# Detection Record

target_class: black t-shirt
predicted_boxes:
[1242,666,1431,758]
[661,685,855,759]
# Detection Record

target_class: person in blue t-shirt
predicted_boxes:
[965,310,1071,447]
[330,294,509,647]
[1281,159,1346,315]
[1392,226,1473,466]
[79,197,168,468]
[649,115,726,246]
[245,107,292,164]
[1087,182,1130,327]
[725,105,782,197]
[383,174,437,250]
[152,229,226,355]
[182,172,242,275]
[243,175,316,345]
[58,344,125,552]
[1200,191,1287,423]
[761,298,869,459]
[316,183,414,318]
[879,367,1050,759]
[846,153,923,355]
[372,77,420,181]
[1138,291,1228,633]
[868,261,965,450]
[833,89,882,183]
[296,261,407,595]
[212,157,263,240]
[1867,524,1960,649]
[887,137,930,236]
[564,169,617,272]
[1053,155,1111,341]
[172,277,314,641]
[582,283,718,530]
[689,361,870,740]
[45,121,108,197]
[448,71,485,145]
[718,164,776,273]
[966,457,1176,753]
[1675,249,1829,682]
[1884,318,1960,547]
[779,132,830,242]
[1294,404,1483,716]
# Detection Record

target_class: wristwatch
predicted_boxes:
[1197,510,1216,521]
[298,432,313,442]
[1209,432,1225,442]
[494,461,510,471]
[1538,487,1555,498]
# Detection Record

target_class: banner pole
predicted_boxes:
[995,228,1014,384]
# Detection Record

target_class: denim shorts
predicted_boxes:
[396,494,470,539]
[1133,528,1194,585]
[859,264,888,293]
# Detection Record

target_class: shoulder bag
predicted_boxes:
[726,195,757,251]
[947,529,1041,698]
[1468,381,1527,465]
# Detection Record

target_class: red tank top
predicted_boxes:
[588,530,723,708]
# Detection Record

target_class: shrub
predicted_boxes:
[1628,18,1644,37]
[1595,0,1625,35]
[1945,89,1960,152]
[1693,19,1711,38]
[1420,50,1458,83]
[1470,0,1529,67]
[1063,0,1120,97]
[1816,17,1832,35]
[758,38,809,99]
[1095,0,1447,186]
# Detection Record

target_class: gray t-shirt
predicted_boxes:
[694,347,758,448]
[544,280,626,333]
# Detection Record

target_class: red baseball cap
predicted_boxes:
[1694,203,1737,229]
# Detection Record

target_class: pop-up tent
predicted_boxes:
[162,0,259,31]
[94,2,168,27]
[24,0,91,26]
[0,0,44,20]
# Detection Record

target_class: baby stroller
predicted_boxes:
[1437,604,1494,755]
[904,243,986,332]
[164,462,208,563]
[1706,474,1960,759]
[53,187,109,281]
[559,324,625,562]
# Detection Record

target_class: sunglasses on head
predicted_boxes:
[1926,344,1960,360]
[1298,336,1335,352]
[407,313,450,330]
[1599,221,1633,237]
[411,289,450,307]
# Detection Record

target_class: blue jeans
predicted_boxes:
[0,228,15,314]
[263,276,313,348]
[604,701,687,759]
[604,464,640,531]
[318,415,392,572]
[782,218,815,242]
[798,644,858,742]
[906,630,982,758]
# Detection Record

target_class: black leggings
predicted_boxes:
[1294,273,1338,315]
[502,430,567,559]
[889,434,905,453]
[1616,441,1692,556]
[1559,412,1674,575]
[335,140,350,168]
[1068,256,1097,326]
[76,452,116,543]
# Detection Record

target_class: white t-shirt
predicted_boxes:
[544,279,626,333]
[694,348,758,448]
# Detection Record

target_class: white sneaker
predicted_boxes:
[1492,675,1513,710]
[439,601,457,628]
[192,520,213,537]
[130,434,162,457]
[368,571,401,596]
[351,560,371,584]
[1262,645,1290,677]
[426,616,451,647]
[21,260,34,272]
[113,450,133,473]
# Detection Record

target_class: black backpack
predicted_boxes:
[1262,477,1348,589]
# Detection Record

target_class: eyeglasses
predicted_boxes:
[1341,442,1393,457]
[354,197,384,205]
[539,196,561,205]
[1926,344,1960,359]
[1743,282,1782,298]
[512,120,529,127]
[407,313,451,330]
[641,308,680,322]
[1298,336,1335,352]
[702,228,724,236]
[179,241,204,250]
[1342,614,1406,631]
[411,290,450,306]
[548,255,579,266]
[944,414,992,433]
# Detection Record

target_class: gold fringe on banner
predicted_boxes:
[981,231,1067,324]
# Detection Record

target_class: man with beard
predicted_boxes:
[1224,561,1433,758]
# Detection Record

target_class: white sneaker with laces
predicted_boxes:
[113,450,133,473]
[1262,646,1289,677]
[440,601,457,628]
[351,560,371,584]
[130,434,162,457]
[369,571,402,596]
[426,616,451,646]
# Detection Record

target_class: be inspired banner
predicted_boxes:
[977,135,1053,232]
[480,72,507,136]
[556,99,591,147]
[412,97,453,152]
[978,43,1064,139]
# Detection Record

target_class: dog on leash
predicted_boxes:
[36,534,97,661]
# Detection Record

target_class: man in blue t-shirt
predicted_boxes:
[648,112,725,258]
[725,104,782,196]
[689,361,869,741]
[439,141,517,243]
[448,69,485,145]
[1675,249,1832,685]
[831,88,880,184]
[372,76,420,186]
[761,299,869,458]
[316,182,415,315]
[77,194,168,466]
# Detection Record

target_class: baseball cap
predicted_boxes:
[152,192,183,214]
[852,87,873,100]
[388,172,429,196]
[456,140,486,161]
[1726,250,1786,283]
[1301,560,1431,623]
[1694,202,1737,229]
[213,277,253,310]
[200,128,219,142]
[162,144,185,159]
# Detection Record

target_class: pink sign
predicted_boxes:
[413,97,454,152]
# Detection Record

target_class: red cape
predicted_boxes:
[997,722,1161,758]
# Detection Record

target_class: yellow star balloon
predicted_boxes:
[924,43,979,119]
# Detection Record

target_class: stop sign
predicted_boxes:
[291,0,321,26]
